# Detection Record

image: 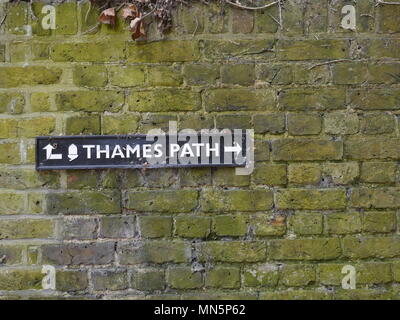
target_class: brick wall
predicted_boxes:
[0,0,399,299]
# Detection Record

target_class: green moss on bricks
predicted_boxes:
[0,67,62,88]
[92,270,128,291]
[0,193,25,215]
[0,219,54,240]
[139,216,172,238]
[175,216,211,238]
[167,267,203,289]
[148,65,183,87]
[56,91,124,112]
[56,271,88,292]
[109,66,145,87]
[0,269,42,290]
[278,40,349,60]
[66,115,101,135]
[288,163,321,185]
[0,245,24,265]
[213,215,247,237]
[289,212,323,235]
[132,269,165,291]
[326,212,362,235]
[73,65,108,87]
[0,93,24,114]
[103,114,140,134]
[205,267,240,289]
[243,264,279,287]
[31,93,50,112]
[0,143,20,164]
[253,113,286,134]
[280,265,316,287]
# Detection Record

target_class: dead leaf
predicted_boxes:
[130,16,146,40]
[99,7,116,26]
[122,4,138,20]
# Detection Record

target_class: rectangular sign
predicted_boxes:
[36,134,250,170]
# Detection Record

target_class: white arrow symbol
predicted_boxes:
[43,144,62,160]
[224,142,242,155]
[68,144,78,162]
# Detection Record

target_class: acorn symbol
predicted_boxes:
[68,144,78,162]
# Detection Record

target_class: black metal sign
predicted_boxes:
[36,134,250,170]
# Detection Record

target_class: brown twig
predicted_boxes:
[308,59,351,70]
[375,0,400,6]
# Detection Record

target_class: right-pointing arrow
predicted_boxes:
[224,142,242,155]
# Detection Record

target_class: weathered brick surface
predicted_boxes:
[1,1,399,300]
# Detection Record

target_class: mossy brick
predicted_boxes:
[138,113,177,133]
[205,267,240,289]
[183,293,257,300]
[287,113,322,136]
[260,290,333,300]
[51,42,126,62]
[0,269,42,291]
[368,38,400,59]
[142,169,177,188]
[73,65,108,87]
[167,267,203,289]
[0,193,25,215]
[279,88,346,111]
[0,93,24,114]
[360,113,395,135]
[0,219,54,240]
[243,264,279,287]
[276,188,346,210]
[0,45,5,62]
[360,162,396,183]
[253,163,287,186]
[351,187,400,208]
[31,93,51,112]
[173,3,204,34]
[232,8,253,33]
[0,168,59,189]
[103,114,139,135]
[60,217,97,240]
[378,3,400,33]
[363,211,396,233]
[46,191,121,215]
[42,242,115,265]
[201,189,273,212]
[202,40,276,60]
[220,64,255,85]
[349,89,400,110]
[132,269,165,291]
[394,263,400,282]
[0,143,20,164]
[66,115,100,135]
[256,64,293,85]
[118,241,189,264]
[253,113,285,134]
[127,190,198,213]
[56,270,88,292]
[179,114,214,131]
[254,6,279,33]
[282,0,304,34]
[5,2,28,35]
[319,262,392,286]
[204,2,229,33]
[272,139,343,161]
[204,89,275,112]
[280,265,316,287]
[9,42,30,63]
[269,238,341,260]
[322,162,359,185]
[334,289,393,300]
[79,1,100,33]
[368,63,400,84]
[139,216,172,238]
[127,41,199,63]
[326,212,362,235]
[332,62,368,84]
[0,67,62,88]
[278,40,349,60]
[56,91,124,112]
[251,214,286,237]
[54,3,77,35]
[0,245,23,265]
[213,167,249,187]
[30,2,52,36]
[290,212,323,235]
[27,192,45,214]
[344,138,400,160]
[216,114,252,130]
[109,66,145,87]
[304,1,328,33]
[212,215,247,237]
[66,170,119,189]
[32,43,50,61]
[18,117,56,138]
[288,163,321,185]
[100,216,134,239]
[183,64,219,85]
[147,65,183,87]
[293,64,330,85]
[324,111,359,135]
[255,139,270,161]
[128,89,200,112]
[343,236,400,259]
[197,241,266,263]
[174,216,211,238]
[92,270,128,291]
[0,119,18,138]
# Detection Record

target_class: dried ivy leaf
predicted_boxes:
[130,16,146,40]
[99,7,116,26]
[122,4,139,20]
